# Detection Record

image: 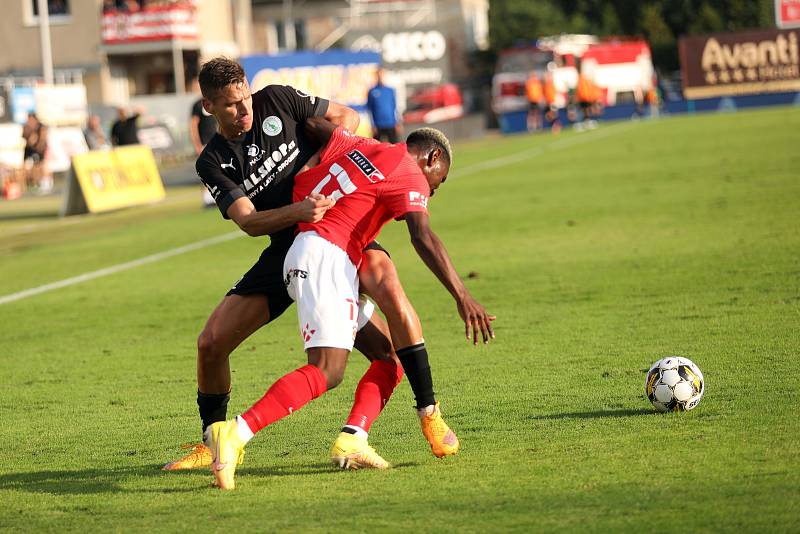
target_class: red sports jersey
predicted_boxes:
[294,128,430,266]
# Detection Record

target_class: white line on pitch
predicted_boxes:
[451,121,634,178]
[0,231,243,306]
[1,123,633,307]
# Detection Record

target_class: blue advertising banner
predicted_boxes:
[240,50,381,111]
[11,87,36,124]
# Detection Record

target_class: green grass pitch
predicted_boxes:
[1,107,798,532]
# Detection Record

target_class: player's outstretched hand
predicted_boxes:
[456,293,496,345]
[298,193,335,223]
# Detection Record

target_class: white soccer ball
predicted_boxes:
[645,357,704,412]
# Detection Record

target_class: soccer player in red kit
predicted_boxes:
[206,120,494,489]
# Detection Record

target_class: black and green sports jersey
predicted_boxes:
[196,85,329,246]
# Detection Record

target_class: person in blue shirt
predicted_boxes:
[366,68,401,143]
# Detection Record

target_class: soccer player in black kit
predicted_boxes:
[163,58,488,472]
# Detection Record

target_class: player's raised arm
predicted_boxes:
[404,211,496,345]
[304,116,338,147]
[324,101,360,132]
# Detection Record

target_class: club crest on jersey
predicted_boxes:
[346,150,384,183]
[409,191,428,208]
[262,116,283,136]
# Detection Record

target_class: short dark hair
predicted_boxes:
[198,57,246,100]
[406,128,452,165]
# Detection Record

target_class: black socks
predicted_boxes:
[396,343,436,409]
[197,390,230,437]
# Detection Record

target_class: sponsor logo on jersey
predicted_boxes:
[246,143,266,166]
[346,149,385,183]
[220,157,235,171]
[284,268,308,287]
[408,191,429,208]
[244,140,300,197]
[262,116,283,136]
[295,89,317,104]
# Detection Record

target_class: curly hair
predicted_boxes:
[198,57,246,100]
[406,128,452,165]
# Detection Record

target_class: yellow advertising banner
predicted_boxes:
[63,145,165,215]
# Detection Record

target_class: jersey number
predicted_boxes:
[310,162,357,202]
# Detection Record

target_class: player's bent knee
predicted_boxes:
[197,328,227,362]
[312,363,345,390]
[325,369,345,390]
[354,320,394,361]
[307,348,349,389]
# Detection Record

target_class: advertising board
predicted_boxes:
[679,28,800,98]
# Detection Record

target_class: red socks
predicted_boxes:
[239,360,403,436]
[241,364,327,434]
[345,359,404,432]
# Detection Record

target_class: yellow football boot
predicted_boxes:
[162,443,212,471]
[205,420,245,490]
[419,402,460,458]
[330,432,390,470]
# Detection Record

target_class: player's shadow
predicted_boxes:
[527,408,654,420]
[0,461,420,495]
[0,464,198,495]
[240,461,418,479]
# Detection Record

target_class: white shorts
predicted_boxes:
[284,231,362,351]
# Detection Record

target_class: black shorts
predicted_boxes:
[24,147,44,163]
[227,244,293,322]
[363,240,390,258]
[227,240,390,323]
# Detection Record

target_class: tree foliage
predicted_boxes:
[488,0,776,71]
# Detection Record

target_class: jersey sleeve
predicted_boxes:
[196,153,245,219]
[260,85,329,123]
[378,154,430,220]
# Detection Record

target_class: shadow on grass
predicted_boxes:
[0,460,421,495]
[0,464,192,495]
[0,210,59,221]
[240,461,419,479]
[528,408,654,420]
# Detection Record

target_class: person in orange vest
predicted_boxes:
[525,73,544,132]
[646,75,661,117]
[576,71,595,128]
[543,73,561,134]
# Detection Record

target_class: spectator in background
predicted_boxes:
[575,68,598,130]
[22,113,52,193]
[190,83,218,156]
[189,79,218,207]
[84,114,110,150]
[110,107,141,146]
[366,68,401,143]
[646,74,662,118]
[525,72,543,132]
